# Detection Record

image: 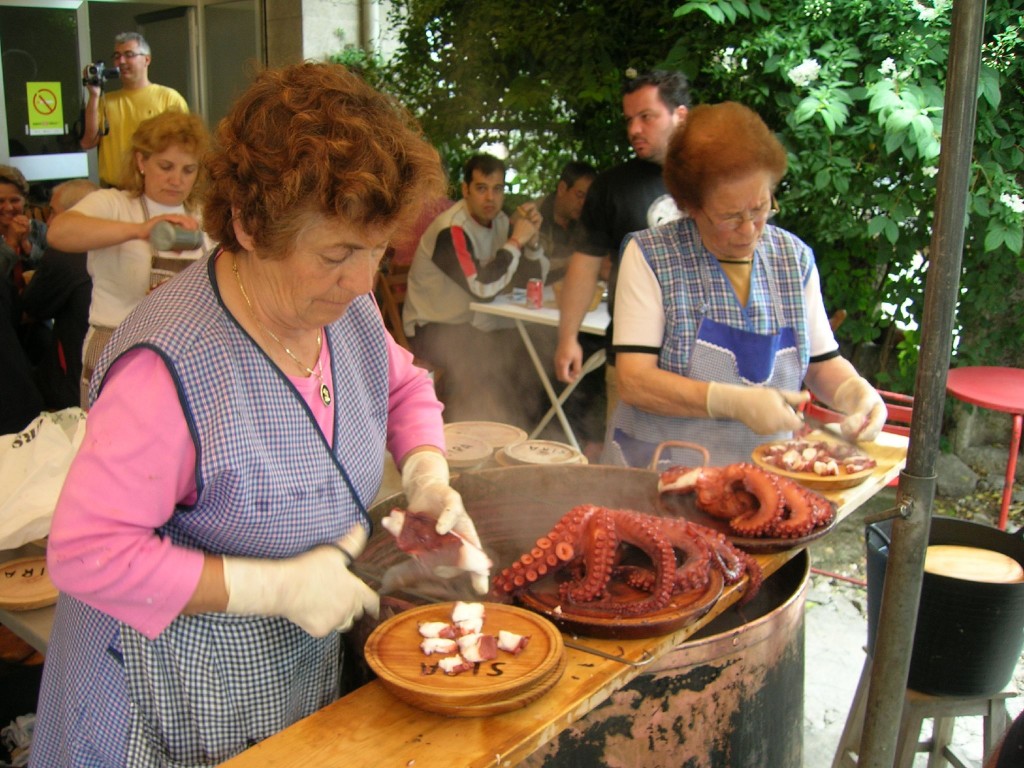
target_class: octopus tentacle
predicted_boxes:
[771,480,818,538]
[562,507,621,604]
[727,464,785,537]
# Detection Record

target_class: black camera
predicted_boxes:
[83,61,120,87]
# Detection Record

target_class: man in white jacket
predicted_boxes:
[404,153,549,426]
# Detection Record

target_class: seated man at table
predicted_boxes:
[514,160,597,285]
[403,153,550,427]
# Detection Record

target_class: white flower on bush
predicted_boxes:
[717,47,748,73]
[913,0,951,22]
[879,58,897,76]
[787,58,822,87]
[922,166,939,178]
[1000,193,1024,214]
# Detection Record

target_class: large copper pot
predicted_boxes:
[355,465,807,767]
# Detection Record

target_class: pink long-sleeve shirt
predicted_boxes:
[47,333,443,639]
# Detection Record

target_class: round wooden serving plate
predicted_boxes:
[0,556,58,611]
[517,568,724,640]
[751,436,875,491]
[364,602,565,717]
[444,422,528,452]
[924,545,1024,583]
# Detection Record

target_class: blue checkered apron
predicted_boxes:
[33,254,387,767]
[604,220,810,468]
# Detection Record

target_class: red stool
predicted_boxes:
[946,366,1024,530]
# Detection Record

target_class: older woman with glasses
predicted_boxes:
[604,101,885,467]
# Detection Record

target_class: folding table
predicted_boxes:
[470,289,609,451]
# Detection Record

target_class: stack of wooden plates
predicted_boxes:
[444,434,493,469]
[496,439,586,467]
[0,555,58,611]
[364,602,565,717]
[444,421,528,469]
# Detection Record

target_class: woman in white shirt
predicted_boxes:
[48,110,212,405]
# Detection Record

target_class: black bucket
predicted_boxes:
[866,517,1024,697]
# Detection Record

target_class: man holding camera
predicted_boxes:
[80,32,188,188]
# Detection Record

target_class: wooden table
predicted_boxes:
[224,432,908,768]
[946,366,1024,530]
[470,290,609,451]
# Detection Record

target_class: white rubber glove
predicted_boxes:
[402,451,483,547]
[832,376,888,441]
[706,382,808,435]
[223,525,379,637]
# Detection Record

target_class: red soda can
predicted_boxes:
[527,278,543,309]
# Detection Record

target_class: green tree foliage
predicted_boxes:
[360,0,1024,390]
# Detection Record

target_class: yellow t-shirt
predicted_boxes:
[97,84,189,187]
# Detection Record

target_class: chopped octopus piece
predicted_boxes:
[436,655,475,676]
[497,630,530,655]
[451,601,486,623]
[417,621,457,639]
[420,637,459,655]
[455,617,483,636]
[457,632,498,663]
[382,510,492,592]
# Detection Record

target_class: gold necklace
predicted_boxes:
[232,255,332,407]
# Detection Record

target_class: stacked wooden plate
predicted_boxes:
[444,422,527,469]
[444,434,493,469]
[364,602,565,717]
[495,439,586,467]
[0,556,58,611]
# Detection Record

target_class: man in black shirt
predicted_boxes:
[554,70,691,430]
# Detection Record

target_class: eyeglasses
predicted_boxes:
[111,50,144,62]
[701,195,779,232]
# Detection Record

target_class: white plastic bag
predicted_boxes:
[0,408,86,551]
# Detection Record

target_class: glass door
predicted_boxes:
[198,0,260,127]
[0,0,90,186]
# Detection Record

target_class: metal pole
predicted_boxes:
[857,0,987,765]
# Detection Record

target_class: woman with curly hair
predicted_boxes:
[47,109,212,406]
[33,63,485,767]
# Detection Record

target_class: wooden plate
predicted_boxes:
[924,545,1024,583]
[0,556,57,611]
[444,422,528,451]
[517,568,724,640]
[658,492,840,554]
[444,433,493,469]
[364,602,564,716]
[501,440,583,466]
[751,435,875,490]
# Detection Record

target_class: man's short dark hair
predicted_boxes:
[558,160,597,188]
[462,154,505,184]
[623,70,691,110]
